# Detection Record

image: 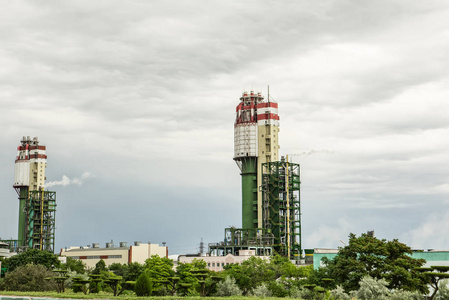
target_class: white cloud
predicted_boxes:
[306,218,354,249]
[402,209,449,250]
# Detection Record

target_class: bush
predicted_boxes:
[267,280,288,297]
[354,276,390,300]
[330,285,351,300]
[134,272,152,296]
[436,279,449,300]
[290,286,314,299]
[215,276,242,296]
[390,290,425,300]
[0,264,57,291]
[250,282,272,297]
[5,249,61,272]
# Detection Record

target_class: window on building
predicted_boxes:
[212,263,215,267]
[208,263,210,267]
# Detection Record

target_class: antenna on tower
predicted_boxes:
[268,85,270,102]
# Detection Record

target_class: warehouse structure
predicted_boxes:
[179,250,269,272]
[210,90,302,263]
[60,241,168,268]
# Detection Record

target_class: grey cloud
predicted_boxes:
[1,0,449,253]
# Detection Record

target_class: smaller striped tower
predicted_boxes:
[13,136,56,252]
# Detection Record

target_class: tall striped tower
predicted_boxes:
[13,136,56,252]
[234,90,279,230]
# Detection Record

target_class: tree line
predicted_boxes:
[1,233,449,299]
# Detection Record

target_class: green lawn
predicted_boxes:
[0,291,294,300]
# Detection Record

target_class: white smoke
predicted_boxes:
[45,172,92,188]
[288,149,334,157]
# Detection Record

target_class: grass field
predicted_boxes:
[0,291,294,300]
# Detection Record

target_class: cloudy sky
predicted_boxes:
[1,0,448,255]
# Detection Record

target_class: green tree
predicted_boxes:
[191,268,222,296]
[125,262,145,281]
[0,264,57,291]
[144,255,174,279]
[50,269,69,293]
[144,255,174,295]
[109,263,127,277]
[104,274,123,296]
[223,256,274,295]
[63,257,85,273]
[419,266,449,300]
[4,249,61,272]
[92,259,107,274]
[176,259,208,295]
[223,254,307,296]
[134,272,152,296]
[323,233,427,293]
[89,274,102,293]
[72,276,90,294]
[435,279,449,300]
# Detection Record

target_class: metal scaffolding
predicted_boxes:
[26,190,56,252]
[208,227,274,256]
[261,158,301,262]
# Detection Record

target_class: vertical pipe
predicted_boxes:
[286,155,290,259]
[17,187,28,247]
[40,189,44,250]
[241,157,257,231]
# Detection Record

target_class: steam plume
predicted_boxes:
[45,172,92,188]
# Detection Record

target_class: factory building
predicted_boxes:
[60,242,168,268]
[210,90,302,263]
[0,242,11,260]
[178,250,269,272]
[1,137,57,252]
[312,249,449,270]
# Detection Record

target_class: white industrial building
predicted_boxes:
[60,241,168,268]
[178,250,269,272]
[0,242,10,259]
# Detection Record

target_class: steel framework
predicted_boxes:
[261,158,301,261]
[208,227,274,256]
[26,190,56,252]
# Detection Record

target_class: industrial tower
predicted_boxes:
[209,90,302,262]
[234,90,279,229]
[12,136,56,252]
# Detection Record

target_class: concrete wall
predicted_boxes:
[130,243,168,264]
[60,247,129,269]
